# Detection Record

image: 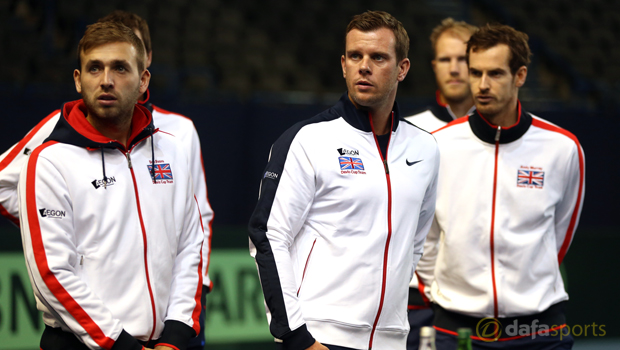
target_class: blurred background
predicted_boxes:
[0,0,618,349]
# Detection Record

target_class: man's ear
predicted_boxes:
[139,69,151,94]
[341,55,346,79]
[397,58,410,82]
[515,66,527,88]
[74,69,82,94]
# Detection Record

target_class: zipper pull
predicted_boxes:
[80,256,84,266]
[495,126,502,142]
[383,159,390,174]
[126,153,133,169]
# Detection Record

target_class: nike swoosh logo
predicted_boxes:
[406,159,423,166]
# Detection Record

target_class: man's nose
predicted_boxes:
[101,68,114,88]
[449,58,459,76]
[479,74,490,91]
[359,56,371,75]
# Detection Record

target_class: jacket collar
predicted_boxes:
[468,100,532,144]
[430,90,456,123]
[332,92,400,133]
[138,89,154,113]
[433,90,476,122]
[46,99,155,150]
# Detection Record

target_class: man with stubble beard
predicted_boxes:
[416,24,584,349]
[19,22,204,350]
[405,18,477,132]
[249,10,439,350]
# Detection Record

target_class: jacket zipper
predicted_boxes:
[368,116,393,350]
[125,151,158,342]
[490,126,501,325]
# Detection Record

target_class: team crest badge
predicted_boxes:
[148,162,174,184]
[339,157,366,175]
[517,166,544,189]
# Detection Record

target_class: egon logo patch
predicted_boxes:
[39,208,66,219]
[92,176,116,189]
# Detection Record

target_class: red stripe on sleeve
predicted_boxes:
[531,119,585,264]
[199,149,214,291]
[192,195,204,334]
[415,272,431,305]
[431,115,469,134]
[25,142,115,349]
[0,110,59,173]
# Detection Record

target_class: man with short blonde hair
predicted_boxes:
[405,18,477,132]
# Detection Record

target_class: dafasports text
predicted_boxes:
[476,317,606,341]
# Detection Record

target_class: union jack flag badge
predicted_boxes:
[148,163,174,180]
[339,157,364,170]
[517,169,544,188]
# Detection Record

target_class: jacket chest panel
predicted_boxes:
[309,131,389,209]
[50,146,179,253]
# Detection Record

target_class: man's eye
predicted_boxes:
[117,66,126,72]
[89,66,99,73]
[374,55,384,61]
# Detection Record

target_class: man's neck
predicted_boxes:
[442,94,474,119]
[369,106,393,135]
[483,100,519,127]
[86,112,133,147]
[348,93,394,135]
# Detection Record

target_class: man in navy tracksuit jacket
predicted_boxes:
[249,11,439,350]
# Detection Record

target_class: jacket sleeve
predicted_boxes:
[19,146,142,350]
[415,217,440,302]
[412,146,439,270]
[157,157,204,349]
[555,139,585,264]
[183,122,214,292]
[248,132,316,350]
[412,146,440,302]
[0,111,59,226]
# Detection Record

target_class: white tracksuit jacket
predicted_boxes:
[18,100,204,350]
[403,92,474,292]
[416,102,585,319]
[0,92,214,290]
[403,91,474,134]
[249,94,440,350]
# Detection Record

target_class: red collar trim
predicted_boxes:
[64,99,152,146]
[138,89,150,105]
[435,90,448,107]
[477,100,522,130]
[368,111,395,135]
